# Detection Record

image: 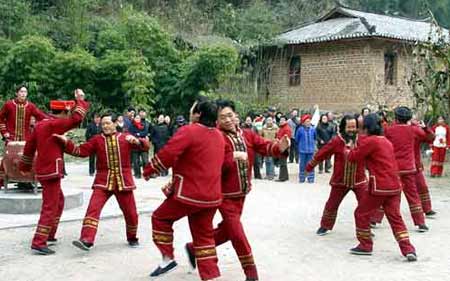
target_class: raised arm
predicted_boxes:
[50,99,89,134]
[250,130,289,158]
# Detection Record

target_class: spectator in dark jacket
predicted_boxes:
[85,114,102,176]
[123,107,135,132]
[316,114,335,173]
[129,115,149,178]
[288,109,299,163]
[151,114,171,176]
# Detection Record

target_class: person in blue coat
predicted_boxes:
[295,114,316,183]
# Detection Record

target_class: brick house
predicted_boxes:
[260,6,448,113]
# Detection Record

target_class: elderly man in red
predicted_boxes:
[306,115,367,236]
[384,106,430,232]
[143,99,225,281]
[186,100,290,281]
[346,113,417,262]
[53,112,150,251]
[0,85,47,188]
[19,89,89,255]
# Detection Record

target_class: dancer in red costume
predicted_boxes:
[19,89,89,255]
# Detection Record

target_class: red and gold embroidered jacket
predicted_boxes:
[0,99,47,141]
[222,128,285,198]
[346,135,401,196]
[385,124,430,175]
[64,132,149,191]
[143,123,225,208]
[305,135,367,189]
[19,100,89,180]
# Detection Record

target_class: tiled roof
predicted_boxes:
[275,7,449,45]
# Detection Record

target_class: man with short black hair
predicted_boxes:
[0,85,48,188]
[186,99,290,281]
[384,106,431,232]
[55,112,150,251]
[143,98,224,281]
[306,115,367,236]
[19,89,89,255]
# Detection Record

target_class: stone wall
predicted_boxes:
[264,39,415,113]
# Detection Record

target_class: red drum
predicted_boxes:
[2,141,37,190]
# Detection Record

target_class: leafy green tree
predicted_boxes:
[0,0,31,40]
[44,48,97,100]
[162,44,238,114]
[0,36,56,106]
[94,25,127,56]
[0,38,13,65]
[96,50,155,112]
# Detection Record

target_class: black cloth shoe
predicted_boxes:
[31,246,55,255]
[425,210,437,217]
[185,244,196,269]
[406,252,417,262]
[72,239,93,251]
[276,179,287,182]
[417,224,429,232]
[47,238,58,246]
[370,222,377,228]
[128,239,139,248]
[149,260,178,277]
[350,247,372,255]
[245,278,259,281]
[316,227,329,236]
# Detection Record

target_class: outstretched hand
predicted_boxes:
[125,135,140,145]
[279,135,291,152]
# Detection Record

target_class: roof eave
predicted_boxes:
[266,34,429,47]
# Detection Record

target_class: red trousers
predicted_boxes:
[354,192,415,256]
[400,174,425,226]
[371,207,385,224]
[152,197,220,281]
[80,189,138,243]
[415,170,432,213]
[32,178,65,248]
[320,186,366,230]
[214,197,258,280]
[371,174,425,226]
[431,147,446,176]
